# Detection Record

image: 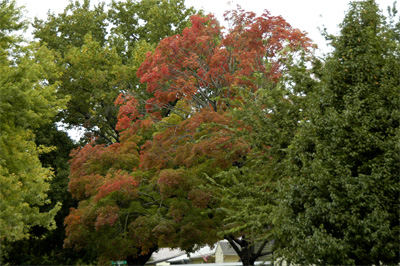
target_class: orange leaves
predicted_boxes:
[68,137,140,200]
[65,136,141,249]
[136,10,313,113]
[64,207,88,250]
[115,93,140,131]
[95,170,139,202]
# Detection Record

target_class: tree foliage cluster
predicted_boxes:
[1,0,399,265]
[0,0,64,248]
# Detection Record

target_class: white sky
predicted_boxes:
[17,0,398,56]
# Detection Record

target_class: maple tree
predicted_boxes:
[128,8,313,265]
[65,7,313,265]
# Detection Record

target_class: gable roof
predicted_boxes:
[168,245,216,262]
[146,248,186,265]
[217,241,239,256]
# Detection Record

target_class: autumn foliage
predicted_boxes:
[64,7,313,264]
[137,9,311,113]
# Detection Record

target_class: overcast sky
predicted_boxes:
[17,0,398,55]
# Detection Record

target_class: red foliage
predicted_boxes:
[68,137,140,200]
[115,93,141,131]
[65,137,142,250]
[95,170,139,202]
[69,143,106,200]
[64,207,87,250]
[64,6,314,259]
[137,10,312,112]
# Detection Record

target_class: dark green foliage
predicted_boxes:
[210,51,318,265]
[274,1,400,265]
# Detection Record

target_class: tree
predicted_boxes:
[134,9,313,265]
[64,136,158,265]
[208,52,319,265]
[274,1,400,265]
[108,0,196,62]
[136,7,311,114]
[3,123,97,265]
[0,0,65,260]
[32,0,197,144]
[64,8,313,265]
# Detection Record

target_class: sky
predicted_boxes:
[17,0,398,56]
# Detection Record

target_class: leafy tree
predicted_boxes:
[108,0,196,62]
[274,1,400,265]
[134,9,314,265]
[0,0,65,260]
[64,8,313,265]
[33,0,108,53]
[3,123,97,265]
[64,136,157,265]
[32,0,197,144]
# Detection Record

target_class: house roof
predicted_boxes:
[217,241,239,256]
[168,245,216,262]
[146,248,186,264]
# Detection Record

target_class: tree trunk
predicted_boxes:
[224,234,272,266]
[240,252,256,266]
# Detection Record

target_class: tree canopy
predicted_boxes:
[64,7,313,265]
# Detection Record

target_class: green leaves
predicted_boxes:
[275,1,400,264]
[0,5,72,264]
[1,43,65,129]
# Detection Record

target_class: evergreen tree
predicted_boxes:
[274,1,400,265]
